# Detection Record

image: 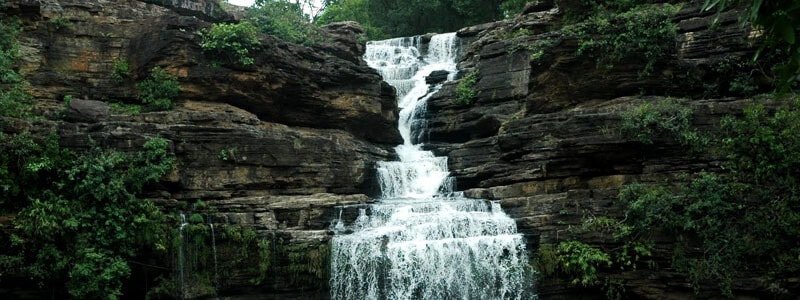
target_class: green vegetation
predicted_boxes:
[0,136,175,298]
[0,18,31,118]
[555,241,611,286]
[148,222,274,298]
[218,148,237,162]
[560,0,654,22]
[137,67,180,111]
[248,0,316,44]
[47,17,72,31]
[706,56,761,97]
[703,0,800,92]
[564,3,680,74]
[613,97,800,295]
[199,21,261,66]
[455,70,478,105]
[547,94,800,295]
[314,0,385,39]
[282,243,331,287]
[620,99,703,145]
[534,241,611,286]
[109,102,142,115]
[500,0,531,17]
[317,0,530,39]
[110,58,130,83]
[528,38,557,62]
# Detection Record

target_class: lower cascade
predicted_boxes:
[329,33,533,299]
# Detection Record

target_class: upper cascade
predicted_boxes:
[330,33,532,300]
[366,33,459,199]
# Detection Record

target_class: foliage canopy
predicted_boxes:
[249,0,316,44]
[0,136,175,299]
[703,0,800,92]
[317,0,527,39]
[200,21,261,66]
[616,99,800,295]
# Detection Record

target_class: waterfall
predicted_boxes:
[178,213,187,300]
[209,223,219,297]
[330,33,533,300]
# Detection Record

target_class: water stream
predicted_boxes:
[329,33,532,299]
[178,213,187,300]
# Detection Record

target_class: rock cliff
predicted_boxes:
[421,1,797,298]
[2,0,797,298]
[1,0,398,298]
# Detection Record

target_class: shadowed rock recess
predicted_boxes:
[2,0,798,299]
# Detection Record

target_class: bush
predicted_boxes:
[0,18,31,118]
[455,70,478,105]
[110,58,130,83]
[248,0,313,44]
[137,67,180,111]
[536,241,611,286]
[616,98,800,295]
[0,85,31,118]
[199,21,261,66]
[0,136,175,298]
[620,99,702,146]
[565,3,679,74]
[109,102,142,115]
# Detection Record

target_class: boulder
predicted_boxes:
[425,70,450,85]
[65,99,109,123]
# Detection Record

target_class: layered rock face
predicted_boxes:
[2,0,398,298]
[421,1,795,298]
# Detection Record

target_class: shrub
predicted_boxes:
[219,148,237,162]
[0,136,176,298]
[137,67,180,111]
[616,98,800,295]
[620,99,702,146]
[565,3,679,74]
[0,84,31,118]
[248,0,313,44]
[47,17,72,31]
[455,70,478,105]
[110,58,130,83]
[0,18,31,118]
[554,241,612,286]
[109,102,142,115]
[199,21,261,66]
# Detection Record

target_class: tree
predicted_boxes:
[317,0,518,38]
[704,0,800,92]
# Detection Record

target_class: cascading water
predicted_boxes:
[209,223,219,297]
[330,33,533,299]
[178,213,187,300]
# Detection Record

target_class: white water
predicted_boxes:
[330,33,532,300]
[178,213,187,300]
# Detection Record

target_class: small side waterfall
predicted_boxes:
[178,213,188,300]
[330,33,532,299]
[209,223,219,296]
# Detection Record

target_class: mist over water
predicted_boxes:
[330,33,533,300]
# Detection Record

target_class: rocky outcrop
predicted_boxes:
[140,0,235,22]
[4,0,400,144]
[422,2,796,299]
[1,0,399,298]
